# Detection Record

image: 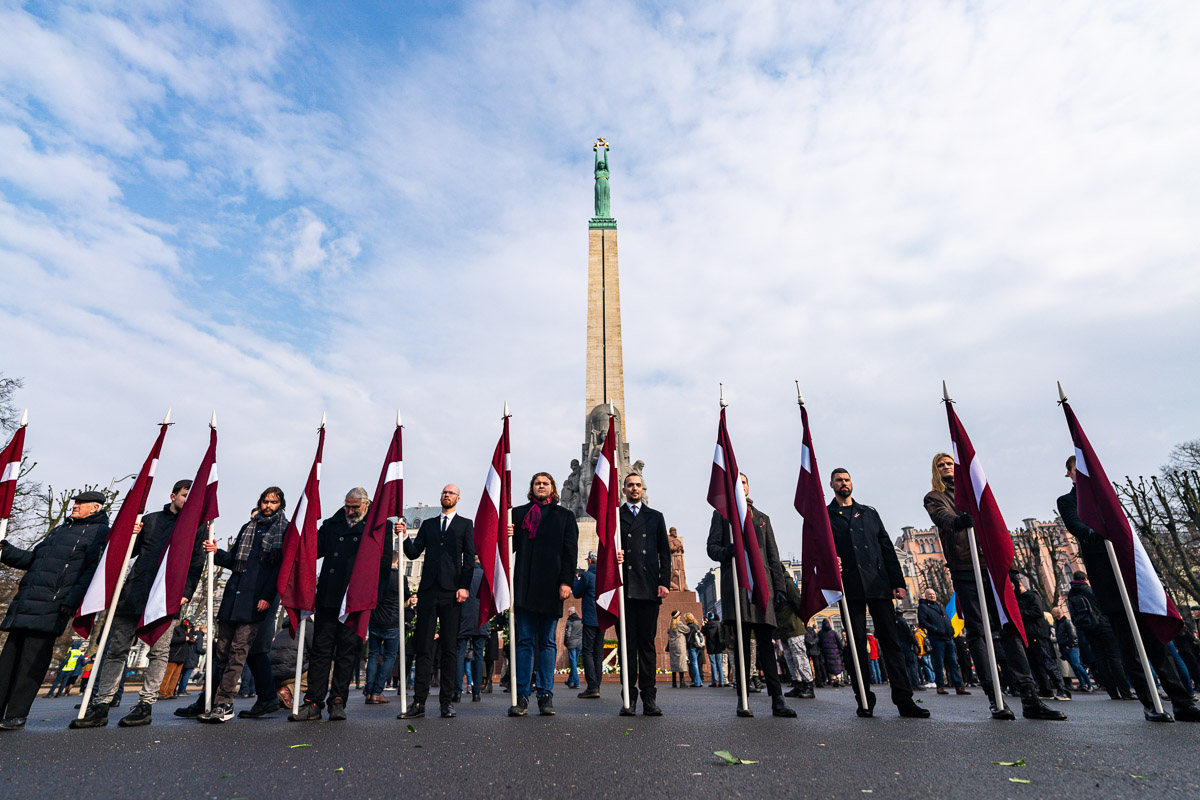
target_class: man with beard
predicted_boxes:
[291,488,392,721]
[827,468,928,719]
[198,487,288,723]
[924,453,1064,722]
[1058,456,1200,722]
[0,491,108,731]
[72,480,206,729]
[506,473,578,718]
[399,485,475,719]
[614,472,671,717]
[706,474,797,719]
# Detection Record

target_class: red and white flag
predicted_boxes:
[139,426,218,646]
[707,408,770,612]
[340,424,403,639]
[472,416,512,628]
[1062,399,1182,643]
[794,401,843,624]
[587,413,621,630]
[74,420,171,638]
[944,400,1027,644]
[277,425,324,637]
[0,424,25,520]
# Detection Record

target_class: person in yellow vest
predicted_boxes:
[49,643,85,697]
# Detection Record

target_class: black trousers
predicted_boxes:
[617,598,660,699]
[1026,636,1065,694]
[731,622,782,698]
[411,591,462,705]
[580,624,605,693]
[842,597,913,704]
[1079,625,1129,697]
[304,609,364,707]
[950,570,1034,694]
[0,629,56,720]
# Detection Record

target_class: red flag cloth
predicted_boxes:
[1062,400,1182,643]
[340,425,403,638]
[277,426,324,637]
[587,413,621,631]
[944,401,1027,645]
[707,408,770,612]
[139,426,218,646]
[793,403,844,624]
[472,417,511,628]
[0,425,26,519]
[74,421,171,638]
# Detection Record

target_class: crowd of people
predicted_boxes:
[2,455,1199,730]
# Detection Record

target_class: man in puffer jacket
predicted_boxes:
[0,490,108,730]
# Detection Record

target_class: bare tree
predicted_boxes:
[917,559,953,603]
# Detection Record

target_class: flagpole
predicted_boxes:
[290,615,307,717]
[204,519,215,714]
[77,514,143,718]
[965,526,1007,715]
[609,402,631,712]
[720,387,751,714]
[837,598,871,713]
[1102,540,1164,715]
[502,403,517,706]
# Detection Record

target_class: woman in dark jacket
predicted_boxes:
[198,488,287,722]
[0,493,108,730]
[702,613,725,687]
[161,620,192,699]
[818,619,843,684]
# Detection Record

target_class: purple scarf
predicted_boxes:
[522,497,553,539]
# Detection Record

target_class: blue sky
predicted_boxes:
[2,1,1199,582]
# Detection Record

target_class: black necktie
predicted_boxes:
[442,516,448,533]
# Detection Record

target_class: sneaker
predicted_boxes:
[174,699,204,718]
[198,703,234,724]
[327,699,347,721]
[537,696,555,716]
[289,701,323,722]
[118,701,153,727]
[0,717,26,731]
[1054,691,1072,701]
[508,696,528,717]
[69,703,110,729]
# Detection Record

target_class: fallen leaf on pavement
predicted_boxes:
[1008,778,1031,784]
[714,750,758,765]
[992,759,1027,767]
[288,744,311,749]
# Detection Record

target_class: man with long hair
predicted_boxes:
[506,473,578,717]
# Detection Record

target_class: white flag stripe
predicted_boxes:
[385,460,403,482]
[821,588,843,606]
[1073,447,1089,477]
[147,458,159,478]
[1,460,19,482]
[1132,534,1169,616]
[713,443,724,467]
[208,464,219,485]
[800,444,811,475]
[504,453,511,471]
[77,540,114,617]
[142,543,171,629]
[315,463,323,479]
[492,550,510,611]
[293,496,309,533]
[595,452,611,482]
[598,588,616,609]
[485,465,501,507]
[968,458,988,507]
[989,582,1009,627]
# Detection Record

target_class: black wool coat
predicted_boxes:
[213,517,284,624]
[706,505,786,628]
[116,503,206,617]
[0,510,108,634]
[314,508,367,611]
[511,501,579,618]
[827,500,904,600]
[618,503,671,603]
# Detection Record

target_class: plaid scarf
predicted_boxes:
[233,509,288,572]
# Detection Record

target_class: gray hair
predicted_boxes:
[345,487,369,502]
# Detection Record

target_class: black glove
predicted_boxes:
[773,591,788,610]
[952,512,973,531]
[721,544,735,561]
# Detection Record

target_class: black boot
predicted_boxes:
[174,696,205,718]
[642,689,662,717]
[855,688,877,718]
[1173,703,1200,722]
[771,696,796,718]
[68,703,109,729]
[784,681,801,698]
[896,697,930,718]
[239,695,283,718]
[118,700,153,727]
[982,683,1016,720]
[1020,686,1066,720]
[798,680,815,699]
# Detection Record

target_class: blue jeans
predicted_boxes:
[928,638,962,688]
[567,646,581,686]
[177,668,194,695]
[365,625,400,696]
[457,635,488,694]
[1062,646,1092,689]
[708,653,724,685]
[919,654,936,684]
[515,608,558,699]
[869,660,882,684]
[687,647,703,686]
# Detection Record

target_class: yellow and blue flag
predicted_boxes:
[945,593,966,637]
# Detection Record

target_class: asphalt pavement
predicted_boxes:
[1,683,1197,799]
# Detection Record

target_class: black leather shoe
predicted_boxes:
[736,704,754,718]
[441,704,456,718]
[619,704,636,716]
[896,699,930,718]
[537,696,555,716]
[578,689,600,699]
[784,682,802,698]
[507,696,528,717]
[239,696,282,718]
[0,717,27,731]
[472,693,481,702]
[400,701,426,719]
[1173,703,1200,722]
[771,696,797,718]
[1021,689,1066,721]
[642,699,663,716]
[798,681,815,699]
[1145,708,1175,723]
[991,704,1017,720]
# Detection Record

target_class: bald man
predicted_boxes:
[400,485,476,719]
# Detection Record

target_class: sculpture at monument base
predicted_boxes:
[668,527,687,592]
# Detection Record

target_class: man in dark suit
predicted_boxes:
[615,472,670,717]
[400,485,475,719]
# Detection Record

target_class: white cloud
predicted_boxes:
[256,206,360,282]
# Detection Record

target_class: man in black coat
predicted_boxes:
[506,472,578,718]
[572,552,603,698]
[1066,572,1131,699]
[400,484,475,720]
[198,487,288,723]
[614,472,670,717]
[706,473,796,719]
[1012,572,1069,700]
[918,589,967,695]
[0,490,107,731]
[827,468,928,719]
[456,559,489,702]
[73,480,206,729]
[1058,456,1200,722]
[292,487,390,722]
